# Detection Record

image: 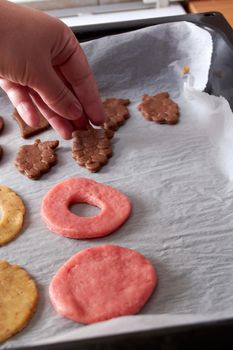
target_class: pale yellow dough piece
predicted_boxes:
[0,260,38,343]
[0,185,25,245]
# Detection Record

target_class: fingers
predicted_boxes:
[0,78,87,139]
[0,79,40,127]
[0,28,105,135]
[71,112,88,130]
[28,89,74,139]
[59,41,106,126]
[32,65,83,122]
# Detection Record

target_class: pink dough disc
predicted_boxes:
[41,178,131,239]
[49,244,157,324]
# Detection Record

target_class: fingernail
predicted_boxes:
[92,102,106,125]
[62,129,73,140]
[68,102,83,120]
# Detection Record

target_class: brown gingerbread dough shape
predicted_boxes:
[103,98,130,131]
[13,108,50,138]
[138,92,179,125]
[72,126,113,173]
[15,139,59,179]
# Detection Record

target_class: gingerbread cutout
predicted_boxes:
[138,92,179,125]
[0,146,3,161]
[13,108,50,138]
[15,139,59,180]
[72,126,113,173]
[103,98,130,131]
[0,116,4,134]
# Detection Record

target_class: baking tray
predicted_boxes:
[11,12,233,350]
[73,11,233,111]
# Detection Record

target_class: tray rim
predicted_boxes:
[12,316,233,350]
[72,11,233,47]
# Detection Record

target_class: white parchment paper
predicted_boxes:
[2,22,233,349]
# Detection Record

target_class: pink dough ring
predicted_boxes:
[41,177,131,239]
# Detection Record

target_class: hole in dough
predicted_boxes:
[69,203,101,217]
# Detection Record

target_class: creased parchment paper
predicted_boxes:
[1,22,233,349]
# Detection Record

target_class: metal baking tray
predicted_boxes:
[15,12,233,350]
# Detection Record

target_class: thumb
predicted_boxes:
[32,65,83,121]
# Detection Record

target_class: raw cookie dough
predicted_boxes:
[41,177,131,239]
[49,244,157,324]
[0,185,25,246]
[103,98,130,131]
[138,92,179,124]
[15,139,59,180]
[0,260,38,343]
[12,108,50,138]
[72,126,113,173]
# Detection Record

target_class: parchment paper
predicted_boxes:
[2,22,233,349]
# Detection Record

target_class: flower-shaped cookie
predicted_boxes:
[72,126,113,173]
[15,139,59,179]
[138,92,179,124]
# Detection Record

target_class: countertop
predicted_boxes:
[188,0,233,27]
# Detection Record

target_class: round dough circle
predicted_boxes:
[0,260,38,343]
[41,178,131,239]
[0,185,25,245]
[49,244,157,324]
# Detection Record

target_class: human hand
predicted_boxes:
[0,0,105,139]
